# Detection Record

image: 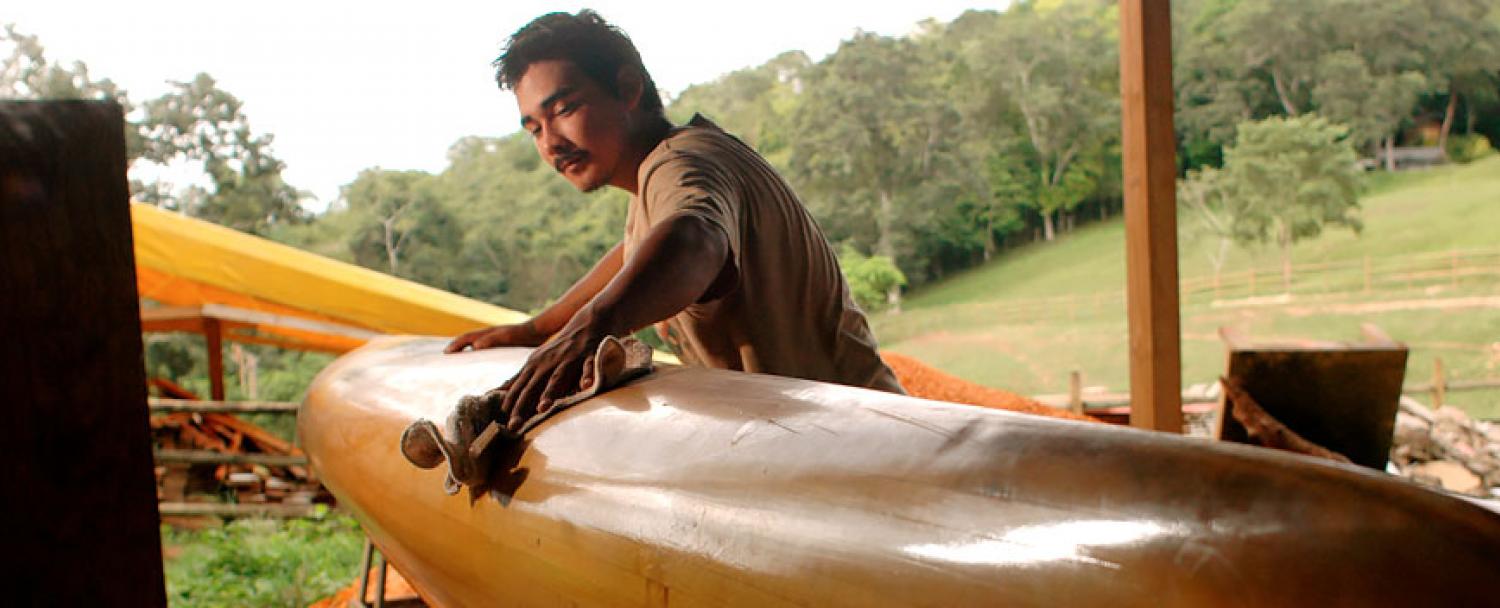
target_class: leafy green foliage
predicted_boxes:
[878,156,1500,419]
[161,515,363,608]
[137,74,307,235]
[1446,133,1495,163]
[1219,115,1363,249]
[839,244,908,313]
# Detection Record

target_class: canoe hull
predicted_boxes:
[300,337,1500,607]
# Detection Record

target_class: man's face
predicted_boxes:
[515,59,634,193]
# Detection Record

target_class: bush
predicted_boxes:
[1446,134,1494,164]
[161,514,364,607]
[839,244,907,313]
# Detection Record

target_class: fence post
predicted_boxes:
[1432,357,1446,408]
[1069,370,1084,415]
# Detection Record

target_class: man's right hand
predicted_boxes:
[444,321,546,353]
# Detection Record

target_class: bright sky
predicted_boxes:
[12,1,1011,210]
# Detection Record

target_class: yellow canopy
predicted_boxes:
[132,202,527,353]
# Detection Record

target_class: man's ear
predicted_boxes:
[616,65,645,111]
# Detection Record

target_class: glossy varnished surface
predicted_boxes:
[301,337,1500,607]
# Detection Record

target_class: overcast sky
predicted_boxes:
[12,1,1010,209]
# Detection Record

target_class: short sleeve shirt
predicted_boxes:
[624,114,904,394]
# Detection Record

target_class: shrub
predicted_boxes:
[1446,134,1494,164]
[839,244,908,313]
[161,514,364,607]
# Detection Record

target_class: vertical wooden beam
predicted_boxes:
[0,101,167,605]
[1119,0,1183,432]
[1432,357,1446,408]
[205,317,226,400]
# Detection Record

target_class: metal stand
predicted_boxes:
[351,537,425,607]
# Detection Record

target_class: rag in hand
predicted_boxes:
[400,335,655,495]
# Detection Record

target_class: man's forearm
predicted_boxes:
[529,241,625,337]
[584,213,729,338]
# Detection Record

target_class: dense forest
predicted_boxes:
[4,0,1500,398]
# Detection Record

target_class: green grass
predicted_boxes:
[161,515,364,607]
[877,155,1500,419]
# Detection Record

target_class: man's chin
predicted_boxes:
[569,174,609,193]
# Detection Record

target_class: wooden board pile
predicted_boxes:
[148,378,329,508]
[1390,397,1500,498]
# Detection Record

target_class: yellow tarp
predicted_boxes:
[132,202,527,353]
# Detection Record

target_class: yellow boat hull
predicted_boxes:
[301,337,1499,607]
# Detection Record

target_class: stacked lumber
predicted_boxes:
[148,378,329,509]
[1390,397,1500,498]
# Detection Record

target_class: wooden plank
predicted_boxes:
[1215,336,1408,469]
[205,317,226,401]
[203,412,300,455]
[0,100,167,605]
[157,502,321,518]
[154,449,309,467]
[1119,0,1182,432]
[1402,378,1500,394]
[149,397,301,414]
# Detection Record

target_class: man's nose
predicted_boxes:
[540,127,572,156]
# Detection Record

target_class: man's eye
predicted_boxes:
[558,102,579,116]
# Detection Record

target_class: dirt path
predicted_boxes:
[1282,295,1500,316]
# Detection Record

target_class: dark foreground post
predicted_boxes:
[0,101,166,605]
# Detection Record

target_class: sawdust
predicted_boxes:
[308,562,425,608]
[882,351,1098,423]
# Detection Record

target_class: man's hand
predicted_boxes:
[444,321,545,353]
[495,305,619,432]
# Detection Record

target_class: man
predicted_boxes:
[446,10,903,432]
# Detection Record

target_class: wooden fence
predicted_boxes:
[927,247,1500,325]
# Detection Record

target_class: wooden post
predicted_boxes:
[0,101,167,604]
[1119,0,1182,433]
[1068,370,1084,415]
[205,317,226,401]
[1432,357,1446,408]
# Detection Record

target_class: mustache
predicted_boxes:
[553,151,586,173]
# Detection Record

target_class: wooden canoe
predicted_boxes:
[300,337,1500,607]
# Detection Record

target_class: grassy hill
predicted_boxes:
[874,155,1500,418]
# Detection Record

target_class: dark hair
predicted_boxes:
[494,10,664,115]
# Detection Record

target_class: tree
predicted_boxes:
[1215,115,1362,291]
[1,24,142,158]
[341,169,456,281]
[669,50,810,164]
[1177,165,1242,291]
[138,73,306,234]
[838,244,907,314]
[790,31,963,306]
[1413,0,1500,155]
[959,1,1118,241]
[435,133,625,310]
[1311,50,1426,166]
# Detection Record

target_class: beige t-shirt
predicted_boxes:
[624,114,904,394]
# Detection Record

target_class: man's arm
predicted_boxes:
[444,241,625,352]
[497,212,732,430]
